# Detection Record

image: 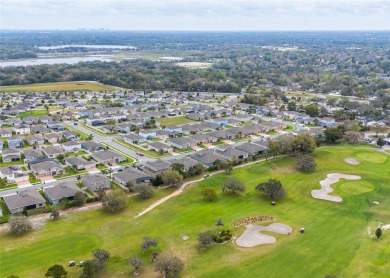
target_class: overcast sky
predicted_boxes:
[1,0,389,31]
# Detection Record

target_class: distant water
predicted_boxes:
[0,56,114,67]
[38,44,135,50]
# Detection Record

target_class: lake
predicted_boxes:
[0,55,115,67]
[38,44,135,50]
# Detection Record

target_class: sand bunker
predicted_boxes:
[311,173,361,202]
[236,223,292,247]
[345,158,360,165]
[382,224,390,231]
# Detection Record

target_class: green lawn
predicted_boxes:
[115,139,170,158]
[173,147,194,153]
[65,125,89,140]
[29,173,42,184]
[0,145,389,278]
[0,158,24,167]
[19,109,48,118]
[0,81,119,93]
[212,141,227,146]
[156,116,195,126]
[54,167,87,179]
[67,150,88,157]
[79,123,108,136]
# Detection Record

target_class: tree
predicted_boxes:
[377,137,385,148]
[292,133,316,154]
[45,264,67,278]
[151,175,163,187]
[256,179,286,200]
[215,218,224,233]
[72,191,86,206]
[296,155,317,172]
[7,275,19,278]
[128,255,144,276]
[92,249,110,272]
[79,260,96,278]
[170,163,185,176]
[222,177,245,194]
[304,104,319,117]
[343,131,361,144]
[102,190,127,212]
[375,228,382,239]
[201,188,218,201]
[198,231,214,251]
[141,237,158,252]
[154,252,184,278]
[9,216,33,235]
[162,170,183,188]
[50,210,60,220]
[324,128,343,143]
[287,101,297,111]
[134,184,154,199]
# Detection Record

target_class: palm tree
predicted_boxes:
[216,218,224,234]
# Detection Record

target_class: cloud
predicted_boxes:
[1,0,389,30]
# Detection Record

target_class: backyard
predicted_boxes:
[156,116,195,126]
[0,145,389,278]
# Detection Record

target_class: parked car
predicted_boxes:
[69,261,76,267]
[204,174,210,178]
[137,152,145,156]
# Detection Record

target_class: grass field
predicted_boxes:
[0,81,119,93]
[156,116,195,126]
[0,145,389,277]
[19,109,48,118]
[115,139,170,158]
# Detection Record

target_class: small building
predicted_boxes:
[82,173,111,192]
[2,148,21,162]
[92,150,126,164]
[235,142,268,156]
[148,142,173,153]
[139,130,157,140]
[191,150,227,167]
[62,130,80,141]
[23,149,44,162]
[43,182,83,205]
[26,134,44,146]
[7,136,24,148]
[62,141,82,152]
[42,146,65,158]
[113,167,153,186]
[64,156,96,170]
[167,137,197,149]
[0,166,29,183]
[123,133,145,145]
[29,160,64,177]
[3,189,46,214]
[81,140,105,152]
[143,160,171,176]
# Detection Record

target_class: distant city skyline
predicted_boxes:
[1,0,389,31]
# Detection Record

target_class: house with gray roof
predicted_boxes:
[166,157,199,171]
[191,149,227,167]
[143,160,171,176]
[0,128,13,138]
[64,156,96,170]
[7,136,24,148]
[44,133,62,144]
[82,173,110,192]
[235,142,268,156]
[189,134,217,144]
[92,150,126,164]
[207,130,235,140]
[214,146,249,161]
[31,124,50,134]
[26,134,44,146]
[2,148,21,162]
[81,140,105,152]
[43,182,83,205]
[166,137,197,149]
[29,160,64,177]
[148,142,173,153]
[113,167,153,186]
[0,166,29,183]
[123,133,145,145]
[24,149,44,162]
[42,146,65,158]
[62,141,82,152]
[3,189,46,214]
[62,130,80,141]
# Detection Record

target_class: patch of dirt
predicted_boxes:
[345,158,360,165]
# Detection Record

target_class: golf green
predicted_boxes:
[339,181,375,195]
[356,152,387,163]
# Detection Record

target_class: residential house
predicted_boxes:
[43,182,83,205]
[92,150,126,164]
[62,130,80,141]
[235,142,268,156]
[62,141,82,152]
[26,134,44,146]
[123,133,145,145]
[29,160,64,177]
[81,140,105,152]
[0,141,3,150]
[155,129,170,139]
[23,149,44,162]
[14,125,31,135]
[148,142,173,153]
[31,124,50,134]
[318,117,336,128]
[215,146,249,161]
[259,121,286,131]
[166,137,197,149]
[78,110,93,118]
[42,146,65,158]
[143,160,171,176]
[0,166,29,183]
[139,129,157,140]
[207,130,235,140]
[0,128,13,138]
[191,149,227,167]
[3,189,46,214]
[113,167,153,186]
[166,157,199,172]
[44,133,62,144]
[212,118,229,127]
[22,116,38,125]
[7,136,24,148]
[47,121,64,131]
[82,173,110,192]
[2,148,21,162]
[165,125,182,136]
[189,134,217,144]
[64,156,96,170]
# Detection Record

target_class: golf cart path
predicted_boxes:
[135,156,279,218]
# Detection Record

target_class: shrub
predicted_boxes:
[9,215,33,235]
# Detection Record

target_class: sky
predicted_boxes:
[1,0,389,31]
